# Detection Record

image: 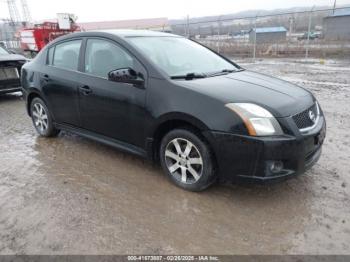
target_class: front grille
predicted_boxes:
[0,67,19,80]
[293,103,318,130]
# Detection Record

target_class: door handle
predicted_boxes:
[42,74,50,81]
[79,85,92,95]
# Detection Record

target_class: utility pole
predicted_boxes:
[217,15,222,53]
[289,17,294,35]
[253,15,257,61]
[305,6,315,59]
[333,0,337,14]
[186,15,190,38]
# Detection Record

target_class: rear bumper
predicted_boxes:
[204,116,326,183]
[0,79,21,94]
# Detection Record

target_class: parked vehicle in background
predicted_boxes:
[298,31,321,40]
[0,45,27,95]
[21,30,326,191]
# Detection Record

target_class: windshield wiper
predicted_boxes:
[207,68,244,77]
[170,72,207,80]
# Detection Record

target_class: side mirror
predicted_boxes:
[108,68,145,88]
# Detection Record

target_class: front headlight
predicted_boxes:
[225,103,283,136]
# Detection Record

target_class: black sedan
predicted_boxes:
[21,30,326,191]
[0,46,27,94]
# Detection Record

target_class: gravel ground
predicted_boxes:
[0,58,349,255]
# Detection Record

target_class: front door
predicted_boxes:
[78,38,147,148]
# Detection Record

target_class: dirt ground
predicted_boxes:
[0,58,349,255]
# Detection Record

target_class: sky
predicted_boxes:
[0,0,350,22]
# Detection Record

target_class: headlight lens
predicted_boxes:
[225,103,283,136]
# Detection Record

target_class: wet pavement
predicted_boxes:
[0,59,349,254]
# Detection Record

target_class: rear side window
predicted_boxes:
[52,40,82,71]
[84,39,134,78]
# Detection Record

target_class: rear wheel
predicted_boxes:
[160,128,216,191]
[30,97,59,137]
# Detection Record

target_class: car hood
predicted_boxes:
[176,70,314,117]
[0,54,27,62]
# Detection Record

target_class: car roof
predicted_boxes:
[89,29,180,38]
[47,30,182,46]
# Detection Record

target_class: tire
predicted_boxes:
[160,128,216,191]
[30,97,60,137]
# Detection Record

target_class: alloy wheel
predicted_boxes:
[32,103,48,133]
[164,138,203,184]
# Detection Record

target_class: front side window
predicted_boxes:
[52,40,82,71]
[84,39,134,78]
[127,36,238,77]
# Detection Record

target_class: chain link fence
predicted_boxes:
[171,7,350,59]
[1,6,350,58]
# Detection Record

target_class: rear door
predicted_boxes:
[41,39,82,126]
[77,38,148,147]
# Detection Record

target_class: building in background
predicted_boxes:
[249,26,287,43]
[323,8,350,40]
[79,17,170,32]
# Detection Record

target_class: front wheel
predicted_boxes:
[30,97,59,137]
[160,128,216,191]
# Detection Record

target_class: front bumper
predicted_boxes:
[204,115,326,183]
[0,79,21,94]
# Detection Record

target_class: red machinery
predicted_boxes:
[20,14,80,55]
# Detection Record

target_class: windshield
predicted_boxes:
[0,46,9,55]
[127,36,239,77]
